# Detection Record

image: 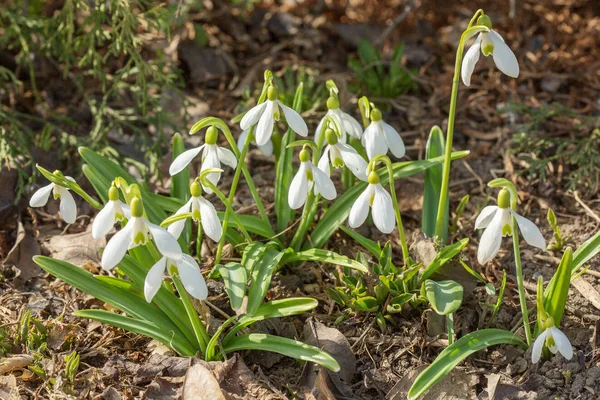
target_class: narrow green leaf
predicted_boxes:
[74,310,196,356]
[281,248,368,273]
[223,333,340,372]
[217,262,247,312]
[82,164,110,203]
[339,225,381,257]
[543,247,572,327]
[407,329,527,400]
[246,248,285,316]
[422,126,447,241]
[170,133,191,244]
[424,279,463,315]
[420,238,469,282]
[572,229,600,273]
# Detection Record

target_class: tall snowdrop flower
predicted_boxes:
[237,128,273,157]
[461,15,519,86]
[168,181,222,241]
[102,198,182,271]
[318,128,368,181]
[531,317,573,363]
[240,86,308,147]
[288,147,336,209]
[169,126,237,193]
[361,108,405,161]
[92,185,131,239]
[475,188,545,264]
[29,174,77,224]
[315,96,363,144]
[348,170,395,234]
[144,254,207,303]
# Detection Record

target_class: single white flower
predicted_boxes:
[102,198,182,271]
[288,148,337,209]
[315,96,363,144]
[318,128,368,181]
[168,182,222,242]
[144,254,208,303]
[240,86,308,147]
[532,319,573,363]
[92,186,131,239]
[29,175,77,224]
[237,128,274,157]
[361,109,405,161]
[475,188,546,264]
[169,126,237,193]
[461,16,519,86]
[348,171,395,234]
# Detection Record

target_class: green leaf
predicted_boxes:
[422,126,447,241]
[275,83,302,232]
[420,238,469,282]
[572,229,600,273]
[223,333,340,372]
[170,133,191,244]
[281,248,368,273]
[352,296,379,312]
[217,262,247,312]
[74,310,196,357]
[339,225,381,258]
[542,247,572,328]
[424,280,463,315]
[246,247,286,316]
[309,151,470,249]
[387,294,413,313]
[407,329,527,400]
[82,164,110,203]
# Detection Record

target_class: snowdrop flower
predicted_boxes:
[315,96,363,144]
[532,317,573,363]
[240,86,308,147]
[361,109,405,161]
[92,185,131,239]
[144,254,207,303]
[102,198,182,271]
[318,128,368,181]
[461,15,519,86]
[475,188,545,264]
[348,170,395,233]
[237,128,273,157]
[167,181,222,242]
[29,175,77,224]
[288,147,336,209]
[169,126,237,193]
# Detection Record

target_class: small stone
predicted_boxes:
[507,357,528,375]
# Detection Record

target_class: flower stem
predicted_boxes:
[202,181,253,243]
[512,217,533,345]
[171,274,209,354]
[383,160,410,267]
[447,312,455,345]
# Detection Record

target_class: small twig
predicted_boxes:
[374,0,416,47]
[351,317,377,350]
[572,191,600,224]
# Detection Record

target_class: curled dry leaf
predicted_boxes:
[5,221,41,284]
[182,363,226,400]
[44,224,105,267]
[0,354,35,375]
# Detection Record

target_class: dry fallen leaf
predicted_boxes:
[182,363,226,400]
[44,224,105,267]
[0,375,19,400]
[0,354,35,375]
[5,221,41,284]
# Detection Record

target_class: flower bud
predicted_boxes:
[326,96,339,110]
[205,126,218,145]
[267,86,278,101]
[130,197,144,218]
[547,208,557,227]
[370,108,382,122]
[108,186,120,201]
[325,128,338,145]
[497,188,510,209]
[368,170,380,184]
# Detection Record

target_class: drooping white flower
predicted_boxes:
[29,176,78,224]
[144,254,208,303]
[461,15,519,86]
[102,198,182,271]
[168,182,222,242]
[240,86,308,147]
[315,96,363,144]
[361,109,405,161]
[475,188,545,264]
[318,127,368,181]
[532,319,573,363]
[169,126,237,193]
[288,148,336,209]
[92,186,131,239]
[237,128,274,157]
[348,171,395,234]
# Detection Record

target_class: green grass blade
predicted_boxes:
[170,133,191,244]
[216,262,247,312]
[407,329,527,400]
[422,126,447,241]
[246,248,285,316]
[223,333,340,372]
[281,248,368,273]
[73,310,196,356]
[542,247,572,329]
[339,225,382,258]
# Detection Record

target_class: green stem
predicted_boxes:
[171,274,209,354]
[196,223,203,259]
[447,313,455,345]
[202,181,253,243]
[384,161,410,267]
[512,217,533,345]
[290,192,316,251]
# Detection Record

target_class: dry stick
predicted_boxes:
[572,191,600,223]
[374,0,416,47]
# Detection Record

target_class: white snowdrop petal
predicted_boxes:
[372,184,395,234]
[144,257,167,303]
[474,206,499,229]
[92,202,117,239]
[217,147,238,169]
[510,210,546,250]
[311,164,337,200]
[280,102,308,137]
[200,146,222,193]
[169,146,204,176]
[168,219,187,240]
[259,140,274,157]
[490,30,519,78]
[341,112,363,140]
[240,102,267,130]
[337,143,368,181]
[29,184,54,207]
[178,255,208,300]
[477,210,505,264]
[58,188,77,224]
[197,197,222,242]
[461,35,482,86]
[237,129,249,152]
[314,117,325,145]
[255,101,275,146]
[550,327,573,360]
[148,222,182,261]
[348,186,373,228]
[318,147,331,176]
[382,122,405,158]
[101,220,134,270]
[288,163,309,209]
[531,330,547,364]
